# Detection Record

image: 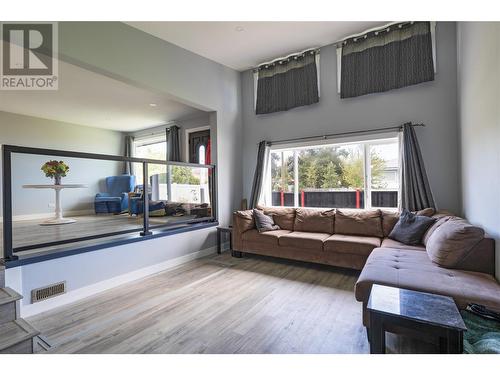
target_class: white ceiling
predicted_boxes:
[127,21,388,71]
[0,60,205,132]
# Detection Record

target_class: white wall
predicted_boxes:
[5,22,242,314]
[240,22,460,213]
[457,22,500,280]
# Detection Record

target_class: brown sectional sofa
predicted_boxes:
[232,206,500,321]
[234,206,440,270]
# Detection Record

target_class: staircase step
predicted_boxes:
[0,287,22,306]
[0,287,22,324]
[0,319,40,354]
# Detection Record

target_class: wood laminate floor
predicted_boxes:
[26,252,438,354]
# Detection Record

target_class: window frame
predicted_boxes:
[265,132,400,210]
[133,135,168,185]
[133,134,167,152]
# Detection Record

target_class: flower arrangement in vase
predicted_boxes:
[41,160,70,185]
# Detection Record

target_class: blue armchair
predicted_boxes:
[95,175,135,214]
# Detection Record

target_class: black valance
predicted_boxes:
[340,22,435,99]
[255,49,319,115]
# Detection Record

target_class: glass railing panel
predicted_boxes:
[145,163,213,229]
[2,145,216,259]
[10,152,144,252]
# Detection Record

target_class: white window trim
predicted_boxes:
[133,135,166,148]
[267,133,400,210]
[270,131,399,152]
[336,21,437,94]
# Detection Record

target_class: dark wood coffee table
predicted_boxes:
[367,284,467,354]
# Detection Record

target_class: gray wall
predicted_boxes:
[0,111,124,217]
[6,22,242,313]
[241,22,460,213]
[457,22,500,280]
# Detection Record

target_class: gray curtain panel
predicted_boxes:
[250,141,270,208]
[256,50,319,115]
[166,125,181,162]
[123,135,135,175]
[400,123,435,211]
[341,22,434,99]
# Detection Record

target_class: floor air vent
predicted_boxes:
[31,281,66,303]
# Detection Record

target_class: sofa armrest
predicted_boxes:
[232,210,255,251]
[95,192,110,198]
[233,210,255,234]
[454,237,496,275]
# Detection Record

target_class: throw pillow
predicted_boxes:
[389,209,436,245]
[253,209,280,233]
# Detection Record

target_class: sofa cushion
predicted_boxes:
[355,247,500,312]
[381,238,425,251]
[422,215,453,246]
[324,234,381,256]
[381,210,400,237]
[294,208,335,234]
[389,209,436,245]
[242,229,292,247]
[234,210,255,233]
[257,206,295,231]
[253,209,280,232]
[416,208,435,217]
[426,218,485,268]
[279,231,331,251]
[335,209,383,238]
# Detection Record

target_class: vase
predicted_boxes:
[54,175,62,185]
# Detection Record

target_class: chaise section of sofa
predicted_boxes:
[355,214,500,324]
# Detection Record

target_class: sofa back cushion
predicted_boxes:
[234,210,255,234]
[422,215,453,246]
[257,206,295,231]
[294,208,335,234]
[335,209,383,238]
[415,208,435,217]
[381,210,400,237]
[426,218,485,268]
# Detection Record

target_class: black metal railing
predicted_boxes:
[2,145,217,261]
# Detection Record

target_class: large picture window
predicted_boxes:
[133,136,166,185]
[267,136,399,209]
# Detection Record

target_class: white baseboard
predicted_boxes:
[20,245,217,318]
[0,209,95,223]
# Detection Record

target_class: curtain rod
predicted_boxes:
[266,122,425,146]
[253,47,320,72]
[333,21,414,48]
[130,122,178,139]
